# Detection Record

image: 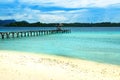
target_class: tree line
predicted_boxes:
[5,21,120,27]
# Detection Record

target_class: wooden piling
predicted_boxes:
[0,30,71,39]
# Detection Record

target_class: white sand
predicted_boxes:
[0,50,120,80]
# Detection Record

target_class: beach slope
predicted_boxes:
[0,50,120,80]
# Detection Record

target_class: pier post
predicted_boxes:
[36,31,39,36]
[0,33,1,39]
[33,31,35,36]
[24,32,27,37]
[27,32,30,37]
[6,33,10,38]
[2,33,5,39]
[20,32,23,37]
[16,32,19,38]
[38,31,41,35]
[0,33,5,39]
[11,32,14,38]
[0,29,71,39]
[29,31,32,36]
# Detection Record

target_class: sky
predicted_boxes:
[0,0,120,23]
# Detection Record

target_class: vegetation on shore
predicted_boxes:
[2,20,120,27]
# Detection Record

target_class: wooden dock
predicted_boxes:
[0,30,71,39]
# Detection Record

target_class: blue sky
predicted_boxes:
[0,0,120,23]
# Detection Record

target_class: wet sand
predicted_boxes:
[0,50,120,80]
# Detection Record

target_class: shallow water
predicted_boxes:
[0,27,120,65]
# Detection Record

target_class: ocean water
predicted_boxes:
[0,27,120,65]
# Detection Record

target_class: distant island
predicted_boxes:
[0,19,16,26]
[0,19,120,27]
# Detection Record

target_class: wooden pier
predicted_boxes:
[0,30,71,39]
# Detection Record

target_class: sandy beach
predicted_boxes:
[0,50,120,80]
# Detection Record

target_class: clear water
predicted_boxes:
[0,27,120,65]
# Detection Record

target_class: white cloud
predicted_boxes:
[39,14,67,23]
[19,0,120,8]
[0,6,120,23]
[0,8,68,23]
[93,0,120,7]
[23,8,68,23]
[0,0,14,3]
[48,9,87,14]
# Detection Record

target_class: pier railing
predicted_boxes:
[0,30,71,39]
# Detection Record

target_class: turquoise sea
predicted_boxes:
[0,27,120,65]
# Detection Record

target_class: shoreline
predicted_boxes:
[0,50,120,80]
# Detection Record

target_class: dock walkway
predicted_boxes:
[0,30,71,39]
